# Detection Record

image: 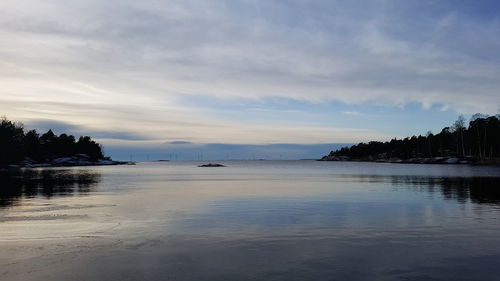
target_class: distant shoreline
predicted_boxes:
[318,156,500,166]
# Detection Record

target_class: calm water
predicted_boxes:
[1,161,500,281]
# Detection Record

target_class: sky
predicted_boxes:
[1,0,499,160]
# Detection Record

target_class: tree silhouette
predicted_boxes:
[323,114,500,162]
[0,117,107,167]
[0,117,25,166]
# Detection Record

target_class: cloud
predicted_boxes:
[3,98,392,144]
[342,111,363,117]
[166,141,193,145]
[2,1,500,109]
[0,0,499,147]
[24,119,153,141]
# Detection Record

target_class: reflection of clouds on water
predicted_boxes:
[0,169,101,207]
[1,163,500,281]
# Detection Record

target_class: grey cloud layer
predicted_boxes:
[25,119,154,141]
[1,0,499,146]
[2,0,499,112]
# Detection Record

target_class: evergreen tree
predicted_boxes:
[324,114,500,162]
[0,117,108,167]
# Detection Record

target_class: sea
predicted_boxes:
[1,160,500,281]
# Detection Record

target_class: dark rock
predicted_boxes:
[198,163,226,167]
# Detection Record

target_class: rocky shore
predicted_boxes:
[319,155,500,165]
[5,154,134,169]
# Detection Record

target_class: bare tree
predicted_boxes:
[453,115,466,157]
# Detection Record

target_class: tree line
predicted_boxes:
[1,117,105,167]
[323,113,500,162]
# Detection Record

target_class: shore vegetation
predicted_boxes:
[0,117,114,168]
[321,113,500,165]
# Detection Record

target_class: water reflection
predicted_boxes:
[0,169,101,207]
[1,163,500,281]
[350,175,500,205]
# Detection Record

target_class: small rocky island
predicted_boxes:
[320,114,500,165]
[198,163,226,167]
[1,117,129,169]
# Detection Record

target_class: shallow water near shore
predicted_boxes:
[1,161,500,281]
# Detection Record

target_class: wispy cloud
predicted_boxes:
[166,141,193,145]
[25,119,154,141]
[342,111,363,117]
[1,0,499,149]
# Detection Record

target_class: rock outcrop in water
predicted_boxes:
[198,163,226,167]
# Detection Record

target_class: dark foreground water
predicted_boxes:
[1,161,500,281]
